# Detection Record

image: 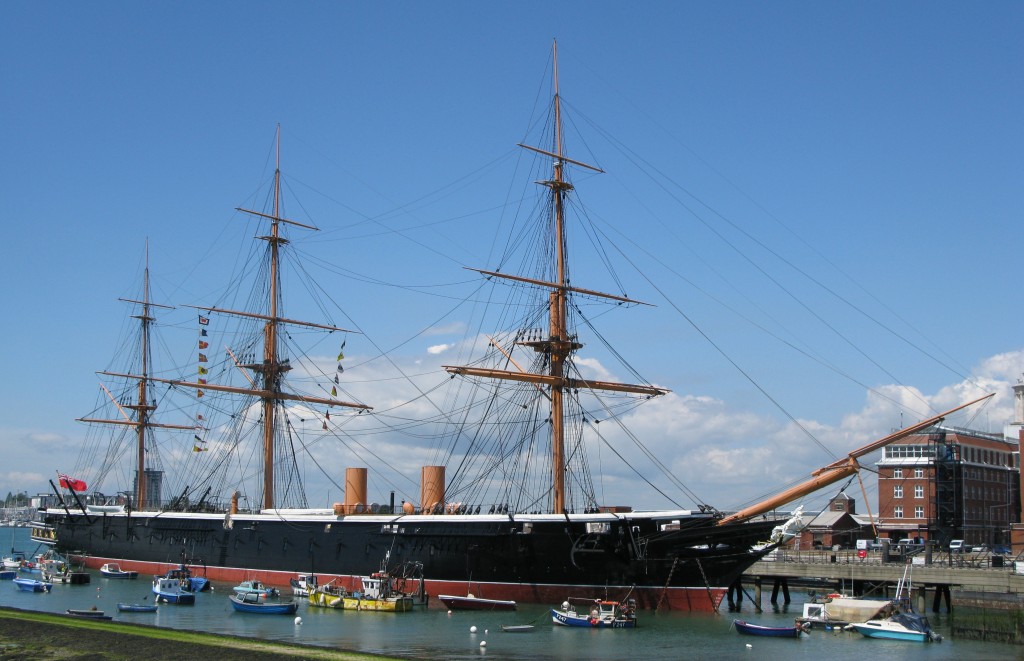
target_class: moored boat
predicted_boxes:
[439,593,517,611]
[117,602,158,613]
[233,580,279,599]
[229,592,299,614]
[551,598,637,629]
[733,620,806,638]
[100,562,138,579]
[13,577,52,592]
[152,577,196,604]
[850,611,941,642]
[290,573,317,597]
[66,608,112,620]
[308,581,347,609]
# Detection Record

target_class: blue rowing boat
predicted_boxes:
[734,620,806,638]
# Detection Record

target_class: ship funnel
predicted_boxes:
[421,466,445,514]
[345,467,368,515]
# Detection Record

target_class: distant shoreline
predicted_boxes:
[0,606,401,660]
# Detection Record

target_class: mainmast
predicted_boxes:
[196,126,371,511]
[444,41,668,514]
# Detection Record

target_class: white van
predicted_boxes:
[949,539,966,553]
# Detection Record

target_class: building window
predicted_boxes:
[894,485,903,498]
[914,468,923,478]
[915,506,924,518]
[915,485,924,498]
[894,507,903,518]
[893,468,903,478]
[833,502,844,511]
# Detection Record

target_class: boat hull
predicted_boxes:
[439,594,517,611]
[734,620,803,637]
[229,595,298,614]
[551,609,636,628]
[851,623,928,642]
[13,578,52,592]
[117,603,158,613]
[49,509,778,613]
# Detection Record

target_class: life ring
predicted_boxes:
[589,617,599,626]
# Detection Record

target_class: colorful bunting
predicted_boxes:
[193,445,208,452]
[336,339,346,361]
[201,329,208,337]
[199,315,209,325]
[198,366,208,375]
[198,353,208,363]
[199,340,209,349]
[331,386,337,397]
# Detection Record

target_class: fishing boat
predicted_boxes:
[100,563,138,579]
[155,564,209,592]
[551,598,637,629]
[289,574,317,597]
[116,602,158,613]
[41,43,994,614]
[152,577,196,605]
[12,577,52,592]
[733,620,806,638]
[233,580,279,599]
[229,592,299,614]
[1,551,25,570]
[439,593,517,611]
[308,581,348,609]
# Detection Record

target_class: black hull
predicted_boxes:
[46,509,778,611]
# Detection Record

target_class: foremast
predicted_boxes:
[444,42,668,514]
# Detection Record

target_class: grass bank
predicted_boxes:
[0,606,401,660]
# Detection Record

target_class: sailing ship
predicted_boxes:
[39,43,989,612]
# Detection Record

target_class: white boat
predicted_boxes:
[851,611,940,642]
[289,573,317,597]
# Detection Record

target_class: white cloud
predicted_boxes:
[427,343,451,355]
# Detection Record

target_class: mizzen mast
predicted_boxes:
[444,41,668,514]
[77,243,191,510]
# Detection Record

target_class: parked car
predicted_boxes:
[949,539,967,553]
[971,544,990,553]
[993,544,1012,555]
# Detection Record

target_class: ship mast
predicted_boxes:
[444,41,668,514]
[194,126,371,511]
[78,242,190,510]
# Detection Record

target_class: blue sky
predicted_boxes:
[2,3,1022,513]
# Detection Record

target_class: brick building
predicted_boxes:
[875,423,1020,549]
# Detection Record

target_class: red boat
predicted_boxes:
[439,593,517,611]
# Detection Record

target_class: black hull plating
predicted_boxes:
[47,509,778,609]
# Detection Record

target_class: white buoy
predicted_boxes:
[448,609,452,615]
[294,616,302,625]
[745,643,752,648]
[470,625,477,633]
[484,629,488,634]
[480,641,486,647]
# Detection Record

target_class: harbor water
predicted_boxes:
[2,528,1021,660]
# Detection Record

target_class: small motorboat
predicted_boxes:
[152,577,196,604]
[100,563,139,579]
[850,611,942,642]
[229,592,299,614]
[0,570,16,580]
[156,564,209,592]
[439,593,517,611]
[117,602,158,613]
[66,608,113,620]
[13,577,52,592]
[501,624,536,633]
[733,620,806,638]
[551,598,637,629]
[233,579,279,599]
